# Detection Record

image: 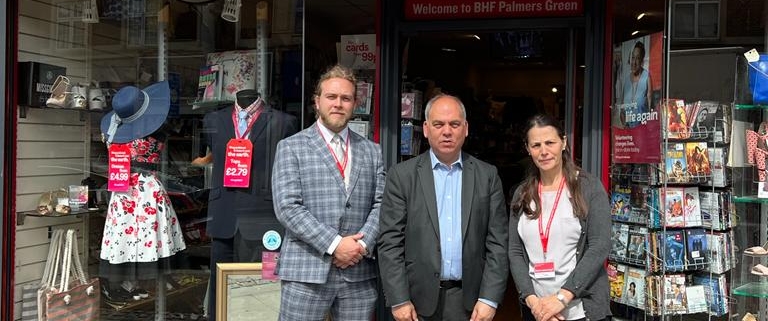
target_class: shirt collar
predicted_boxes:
[235,97,264,117]
[316,121,349,145]
[429,149,462,170]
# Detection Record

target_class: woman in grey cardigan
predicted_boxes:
[509,114,612,321]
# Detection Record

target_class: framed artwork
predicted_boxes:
[216,263,281,321]
[348,120,370,139]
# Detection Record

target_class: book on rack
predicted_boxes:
[704,231,733,274]
[610,223,629,260]
[646,275,662,315]
[663,98,689,139]
[665,142,690,183]
[623,267,646,309]
[197,64,222,102]
[626,225,647,263]
[706,146,728,187]
[663,274,688,314]
[692,273,729,316]
[684,141,710,179]
[685,285,708,314]
[689,101,729,143]
[700,190,732,230]
[607,262,627,304]
[664,230,686,272]
[684,228,708,269]
[681,187,702,227]
[611,183,632,222]
[628,184,649,224]
[663,187,685,227]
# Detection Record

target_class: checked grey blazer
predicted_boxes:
[271,122,385,284]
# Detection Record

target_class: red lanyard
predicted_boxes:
[231,108,262,139]
[316,126,349,179]
[538,176,566,260]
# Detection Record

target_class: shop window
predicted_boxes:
[55,1,86,49]
[672,0,720,39]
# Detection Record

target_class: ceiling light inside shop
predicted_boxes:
[473,34,481,40]
[636,13,646,20]
[631,30,639,36]
[551,87,558,93]
[82,0,99,23]
[441,48,457,52]
[222,0,242,22]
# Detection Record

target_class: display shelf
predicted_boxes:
[18,104,105,119]
[17,207,105,225]
[733,282,768,298]
[734,104,768,110]
[732,195,768,204]
[190,99,234,111]
[103,274,207,312]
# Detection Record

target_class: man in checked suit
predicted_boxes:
[198,89,297,321]
[378,94,509,321]
[272,64,386,321]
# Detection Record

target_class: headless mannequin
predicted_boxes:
[236,89,260,108]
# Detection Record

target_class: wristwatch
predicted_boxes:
[556,293,568,307]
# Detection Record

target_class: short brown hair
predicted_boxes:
[314,64,357,97]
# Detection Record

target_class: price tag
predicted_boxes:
[108,144,131,192]
[223,139,253,188]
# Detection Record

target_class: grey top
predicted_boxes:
[517,189,585,320]
[509,171,612,321]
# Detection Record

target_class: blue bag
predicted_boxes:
[748,54,768,104]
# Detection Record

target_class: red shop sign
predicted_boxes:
[404,0,583,20]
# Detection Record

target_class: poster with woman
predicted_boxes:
[612,32,663,163]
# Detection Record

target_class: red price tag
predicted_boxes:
[108,144,131,192]
[223,139,253,188]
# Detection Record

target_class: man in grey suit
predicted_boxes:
[272,65,386,321]
[378,94,509,321]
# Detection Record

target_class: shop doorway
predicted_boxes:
[399,29,585,200]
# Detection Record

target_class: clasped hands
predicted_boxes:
[332,233,366,269]
[526,294,567,321]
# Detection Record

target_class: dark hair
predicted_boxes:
[511,114,588,219]
[629,41,646,64]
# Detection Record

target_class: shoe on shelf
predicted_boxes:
[45,75,71,108]
[69,83,88,109]
[744,241,768,256]
[751,264,768,276]
[743,312,758,321]
[88,86,105,110]
[101,283,132,303]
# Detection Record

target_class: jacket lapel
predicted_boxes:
[461,155,475,239]
[345,133,363,199]
[220,106,237,139]
[308,123,347,192]
[248,108,271,142]
[417,154,440,239]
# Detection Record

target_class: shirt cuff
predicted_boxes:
[478,298,498,309]
[357,239,368,255]
[392,300,409,308]
[326,235,343,255]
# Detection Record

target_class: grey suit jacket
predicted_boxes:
[378,152,509,315]
[272,122,385,283]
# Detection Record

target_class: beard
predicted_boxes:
[319,112,350,133]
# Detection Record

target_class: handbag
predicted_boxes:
[36,188,69,215]
[748,54,768,104]
[43,229,100,321]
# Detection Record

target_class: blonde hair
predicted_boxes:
[314,64,357,97]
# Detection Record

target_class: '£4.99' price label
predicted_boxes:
[108,144,131,192]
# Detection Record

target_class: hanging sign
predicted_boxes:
[403,0,583,20]
[108,144,131,192]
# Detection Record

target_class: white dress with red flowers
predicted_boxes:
[100,137,186,264]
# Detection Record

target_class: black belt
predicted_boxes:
[439,280,462,289]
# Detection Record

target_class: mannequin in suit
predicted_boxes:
[199,89,297,321]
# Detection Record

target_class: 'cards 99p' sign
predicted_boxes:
[339,34,376,70]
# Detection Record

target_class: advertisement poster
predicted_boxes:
[338,34,376,70]
[612,32,663,164]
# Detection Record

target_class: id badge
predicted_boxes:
[223,139,253,188]
[533,262,556,279]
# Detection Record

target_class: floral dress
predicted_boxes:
[101,137,186,264]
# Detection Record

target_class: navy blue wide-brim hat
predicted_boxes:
[100,81,170,144]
